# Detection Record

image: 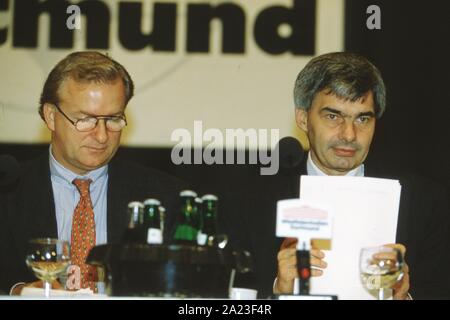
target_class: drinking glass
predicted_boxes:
[359,246,404,300]
[25,238,70,298]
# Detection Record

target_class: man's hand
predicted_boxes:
[10,280,63,296]
[274,238,327,294]
[384,243,410,300]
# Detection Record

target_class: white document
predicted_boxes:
[299,175,401,300]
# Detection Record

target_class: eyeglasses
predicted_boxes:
[53,104,127,132]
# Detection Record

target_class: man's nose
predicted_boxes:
[93,119,108,144]
[339,120,357,142]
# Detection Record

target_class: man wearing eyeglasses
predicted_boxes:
[0,51,187,295]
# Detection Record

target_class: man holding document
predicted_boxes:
[238,52,450,299]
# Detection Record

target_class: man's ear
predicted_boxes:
[295,108,308,132]
[43,103,56,131]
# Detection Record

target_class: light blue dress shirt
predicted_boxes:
[49,147,108,245]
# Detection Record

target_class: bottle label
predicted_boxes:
[147,228,163,244]
[197,232,207,245]
[173,225,197,242]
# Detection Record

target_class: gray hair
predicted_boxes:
[293,52,386,118]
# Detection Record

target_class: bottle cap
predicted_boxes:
[195,197,203,204]
[201,194,218,201]
[180,190,197,197]
[128,201,144,208]
[143,198,161,206]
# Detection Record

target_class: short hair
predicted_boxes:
[293,52,386,118]
[39,51,134,120]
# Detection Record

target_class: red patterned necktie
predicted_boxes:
[70,178,97,291]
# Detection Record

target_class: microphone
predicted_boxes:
[276,137,305,171]
[0,154,20,188]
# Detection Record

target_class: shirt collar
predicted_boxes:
[306,151,364,177]
[49,145,108,186]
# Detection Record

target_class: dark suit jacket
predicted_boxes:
[232,158,450,299]
[0,152,188,293]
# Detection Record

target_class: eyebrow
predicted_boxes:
[320,107,375,118]
[75,110,125,118]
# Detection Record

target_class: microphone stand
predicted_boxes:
[296,241,311,295]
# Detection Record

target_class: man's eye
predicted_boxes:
[326,114,339,120]
[356,116,370,124]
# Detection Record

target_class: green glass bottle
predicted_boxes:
[193,197,203,237]
[122,201,144,243]
[173,190,198,245]
[143,198,163,244]
[197,194,218,246]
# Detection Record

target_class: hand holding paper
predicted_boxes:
[299,175,402,299]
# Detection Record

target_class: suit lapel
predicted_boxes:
[31,154,58,239]
[363,164,409,244]
[106,159,130,243]
[11,154,57,253]
[293,156,308,197]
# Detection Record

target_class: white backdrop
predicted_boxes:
[0,0,344,148]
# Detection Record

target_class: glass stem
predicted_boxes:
[44,281,51,298]
[378,288,384,300]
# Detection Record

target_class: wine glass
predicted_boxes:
[359,246,404,300]
[25,238,70,298]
